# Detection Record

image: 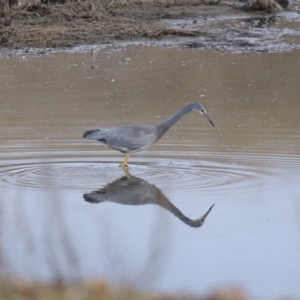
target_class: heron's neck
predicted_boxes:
[156,189,206,228]
[155,104,194,141]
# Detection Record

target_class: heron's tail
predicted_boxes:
[83,191,105,203]
[83,129,106,140]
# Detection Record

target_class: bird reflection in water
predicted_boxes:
[84,175,214,228]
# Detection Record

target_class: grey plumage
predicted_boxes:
[83,102,214,169]
[83,125,157,153]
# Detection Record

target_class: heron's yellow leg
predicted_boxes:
[120,153,130,168]
[123,167,132,178]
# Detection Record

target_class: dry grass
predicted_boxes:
[0,0,219,48]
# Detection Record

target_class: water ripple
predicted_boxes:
[0,150,299,192]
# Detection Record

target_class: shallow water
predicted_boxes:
[0,47,300,298]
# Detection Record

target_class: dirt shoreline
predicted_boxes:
[0,0,300,53]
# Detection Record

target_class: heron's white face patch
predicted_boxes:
[199,108,206,115]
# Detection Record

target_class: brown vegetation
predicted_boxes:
[0,0,222,49]
[0,281,249,300]
[0,0,289,50]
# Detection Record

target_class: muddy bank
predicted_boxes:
[0,0,300,53]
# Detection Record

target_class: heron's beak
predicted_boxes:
[203,111,215,127]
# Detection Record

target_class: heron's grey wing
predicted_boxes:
[104,125,156,152]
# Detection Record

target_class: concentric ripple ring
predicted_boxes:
[0,150,298,192]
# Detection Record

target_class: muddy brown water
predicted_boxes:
[0,47,300,298]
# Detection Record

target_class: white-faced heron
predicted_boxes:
[83,102,214,168]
